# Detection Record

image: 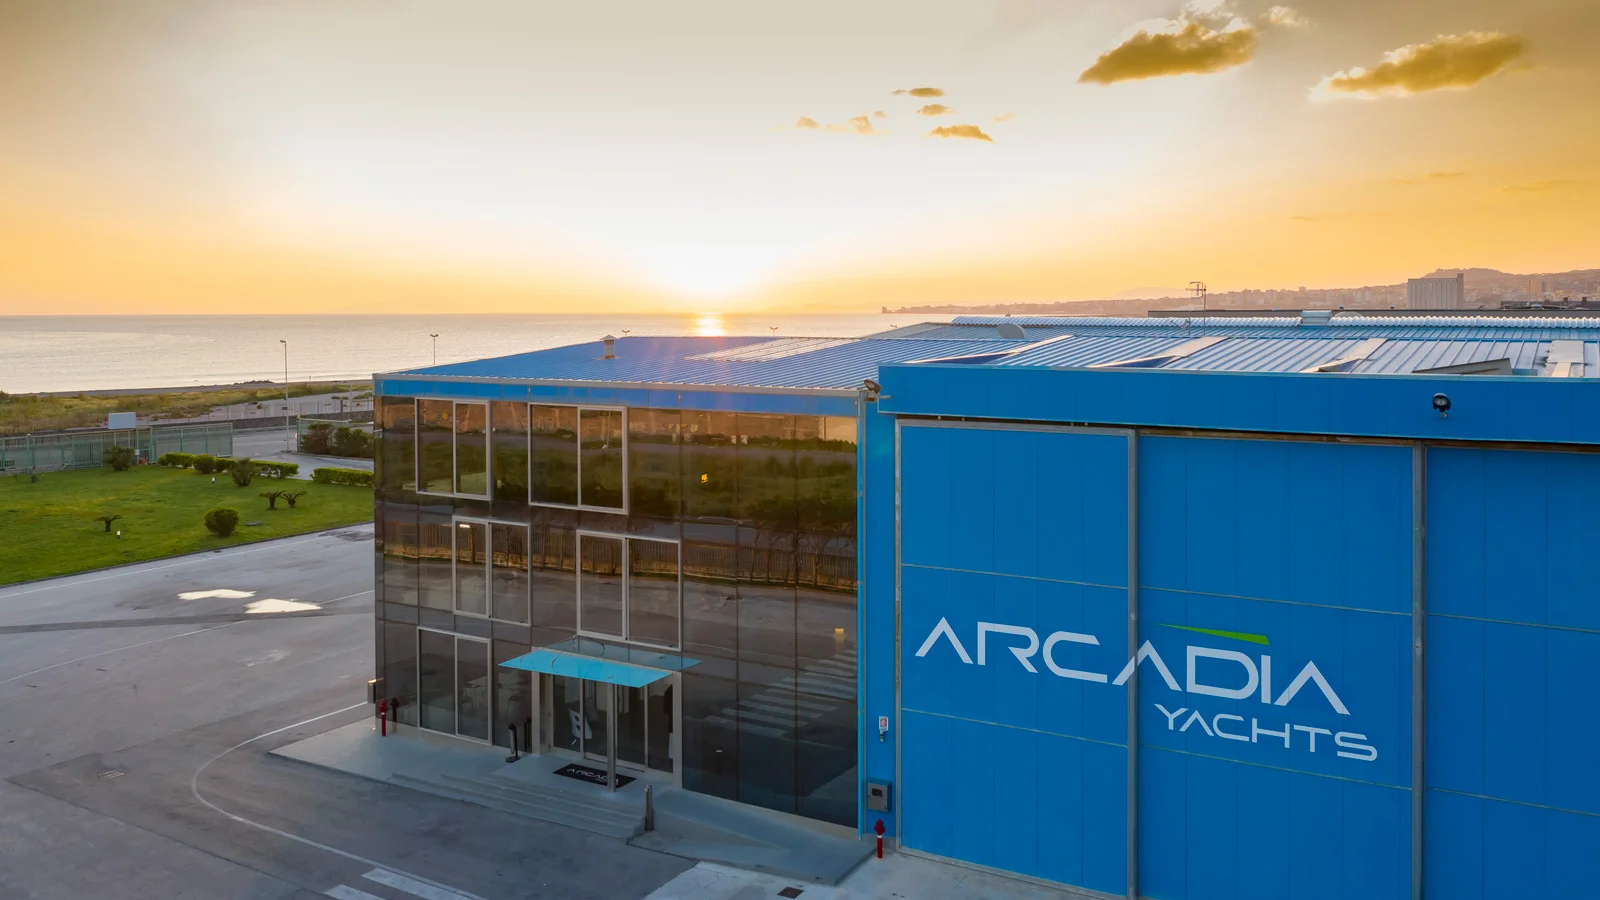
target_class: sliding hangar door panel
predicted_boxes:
[899,423,1131,896]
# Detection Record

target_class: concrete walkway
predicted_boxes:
[643,856,1094,900]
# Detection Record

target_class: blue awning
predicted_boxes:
[499,639,698,687]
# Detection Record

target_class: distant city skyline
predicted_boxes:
[1,0,1597,315]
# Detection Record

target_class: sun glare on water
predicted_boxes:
[694,313,727,336]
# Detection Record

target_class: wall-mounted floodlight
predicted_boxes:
[1432,393,1451,418]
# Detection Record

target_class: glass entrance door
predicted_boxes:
[417,629,492,741]
[559,674,677,775]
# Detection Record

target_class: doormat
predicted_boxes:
[553,763,635,788]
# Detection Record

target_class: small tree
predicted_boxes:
[103,445,136,471]
[230,458,259,487]
[95,514,124,533]
[260,489,287,510]
[193,454,218,474]
[204,507,240,537]
[283,490,308,508]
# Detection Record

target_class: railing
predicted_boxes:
[0,423,233,474]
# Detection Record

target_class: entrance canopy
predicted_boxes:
[499,637,697,688]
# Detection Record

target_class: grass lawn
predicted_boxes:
[0,465,374,586]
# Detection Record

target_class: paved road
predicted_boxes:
[0,529,690,900]
[232,428,375,478]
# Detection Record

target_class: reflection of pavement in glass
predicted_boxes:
[701,647,857,740]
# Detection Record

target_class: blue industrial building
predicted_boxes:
[373,314,1600,899]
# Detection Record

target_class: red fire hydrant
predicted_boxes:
[874,818,885,859]
[377,698,388,737]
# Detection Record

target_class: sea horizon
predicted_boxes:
[0,312,945,395]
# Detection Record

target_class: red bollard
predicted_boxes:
[874,818,885,859]
[378,698,388,737]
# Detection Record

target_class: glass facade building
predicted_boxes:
[374,394,859,826]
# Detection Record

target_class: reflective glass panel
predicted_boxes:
[454,402,489,496]
[382,503,418,606]
[682,527,739,661]
[417,399,454,493]
[379,396,416,492]
[418,512,454,610]
[682,671,739,801]
[579,534,624,637]
[418,629,455,732]
[530,405,578,505]
[737,414,796,531]
[453,521,488,616]
[628,409,681,519]
[490,401,529,504]
[616,684,646,768]
[628,538,679,647]
[579,409,624,509]
[384,622,418,727]
[739,663,797,815]
[493,639,532,751]
[554,675,581,752]
[456,637,490,740]
[531,523,577,641]
[682,411,738,521]
[648,678,674,773]
[491,523,530,624]
[797,416,857,536]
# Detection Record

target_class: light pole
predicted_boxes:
[280,339,291,451]
[429,333,439,366]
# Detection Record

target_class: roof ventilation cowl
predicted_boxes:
[1300,309,1333,327]
[602,334,617,359]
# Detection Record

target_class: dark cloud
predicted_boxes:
[928,124,993,142]
[1319,32,1526,97]
[892,87,945,97]
[794,116,820,129]
[1079,22,1258,85]
[915,104,955,116]
[1503,179,1572,193]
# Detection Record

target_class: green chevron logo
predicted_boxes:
[1160,624,1270,646]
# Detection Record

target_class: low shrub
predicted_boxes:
[330,426,374,459]
[300,423,334,455]
[229,458,259,487]
[102,445,136,471]
[260,489,287,510]
[311,466,374,487]
[203,506,240,537]
[284,490,308,508]
[253,461,299,479]
[193,454,218,474]
[95,513,124,533]
[158,452,195,468]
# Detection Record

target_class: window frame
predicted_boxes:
[416,626,493,744]
[527,403,629,514]
[452,515,532,624]
[574,529,682,650]
[414,398,492,501]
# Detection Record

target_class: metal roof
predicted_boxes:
[386,313,1600,391]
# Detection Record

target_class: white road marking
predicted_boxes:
[190,704,491,900]
[325,885,387,900]
[363,868,479,900]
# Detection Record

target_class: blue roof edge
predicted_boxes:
[876,362,1600,446]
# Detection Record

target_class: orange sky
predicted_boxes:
[1,0,1597,315]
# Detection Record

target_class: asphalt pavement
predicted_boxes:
[0,527,690,900]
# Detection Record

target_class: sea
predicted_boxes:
[0,313,946,395]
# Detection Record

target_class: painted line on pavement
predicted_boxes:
[363,868,479,900]
[191,704,491,900]
[325,885,386,900]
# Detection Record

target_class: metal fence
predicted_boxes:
[178,395,373,425]
[0,423,233,473]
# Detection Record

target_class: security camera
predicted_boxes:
[1432,393,1451,418]
[863,378,882,394]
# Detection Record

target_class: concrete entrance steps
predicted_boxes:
[632,788,873,886]
[389,770,644,839]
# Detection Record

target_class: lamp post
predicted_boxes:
[429,333,439,366]
[279,340,291,452]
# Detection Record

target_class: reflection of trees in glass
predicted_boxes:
[628,409,681,518]
[491,402,529,504]
[417,399,454,493]
[580,409,624,508]
[455,402,488,495]
[530,406,578,505]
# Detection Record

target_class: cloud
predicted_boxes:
[873,110,888,119]
[1503,179,1573,193]
[1317,32,1526,98]
[892,87,945,97]
[928,124,994,142]
[794,116,820,129]
[1394,171,1466,185]
[1262,5,1305,28]
[993,112,1016,123]
[1079,21,1258,85]
[825,115,877,136]
[916,104,956,116]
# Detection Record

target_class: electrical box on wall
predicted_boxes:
[866,780,892,813]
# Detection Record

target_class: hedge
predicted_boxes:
[312,466,373,487]
[158,452,196,468]
[207,458,298,478]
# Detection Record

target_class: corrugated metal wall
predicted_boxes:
[895,424,1600,899]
